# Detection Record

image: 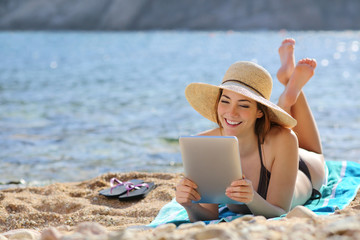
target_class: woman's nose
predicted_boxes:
[228,105,239,117]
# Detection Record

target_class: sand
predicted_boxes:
[0,172,359,239]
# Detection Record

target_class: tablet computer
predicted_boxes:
[179,136,243,205]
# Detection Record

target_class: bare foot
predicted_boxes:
[278,58,317,112]
[277,38,296,86]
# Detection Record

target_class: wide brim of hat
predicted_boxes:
[185,82,297,129]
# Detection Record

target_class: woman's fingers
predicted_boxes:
[230,178,252,187]
[227,179,252,192]
[176,184,201,200]
[225,178,254,203]
[176,188,201,204]
[226,187,252,194]
[225,190,253,203]
[179,177,198,189]
[176,177,255,205]
[175,178,201,205]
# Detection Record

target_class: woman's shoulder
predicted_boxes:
[197,128,221,136]
[265,125,298,146]
[263,126,299,167]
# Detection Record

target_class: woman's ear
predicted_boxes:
[256,110,264,119]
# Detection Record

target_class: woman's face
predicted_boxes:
[217,89,263,137]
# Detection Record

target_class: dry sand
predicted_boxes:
[0,172,359,239]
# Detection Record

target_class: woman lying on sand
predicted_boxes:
[175,38,326,221]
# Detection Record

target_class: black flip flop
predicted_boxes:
[99,178,144,198]
[118,182,155,200]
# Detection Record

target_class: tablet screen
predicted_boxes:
[179,136,243,204]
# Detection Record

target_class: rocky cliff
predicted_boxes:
[0,0,359,30]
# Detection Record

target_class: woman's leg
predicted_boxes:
[276,39,322,154]
[278,60,322,154]
[276,40,325,198]
[276,38,296,86]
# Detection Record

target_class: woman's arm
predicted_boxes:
[226,128,299,218]
[225,177,288,218]
[248,128,299,217]
[183,203,219,222]
[176,178,219,222]
[246,191,287,217]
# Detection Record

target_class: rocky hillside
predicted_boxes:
[0,0,359,30]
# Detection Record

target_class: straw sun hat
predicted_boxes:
[185,61,297,128]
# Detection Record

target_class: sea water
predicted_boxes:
[0,31,359,185]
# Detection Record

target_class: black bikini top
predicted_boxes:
[255,139,321,200]
[257,138,271,199]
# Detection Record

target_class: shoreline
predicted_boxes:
[0,172,359,239]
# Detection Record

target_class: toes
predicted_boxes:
[298,58,317,68]
[282,38,296,44]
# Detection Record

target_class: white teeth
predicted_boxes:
[226,119,241,125]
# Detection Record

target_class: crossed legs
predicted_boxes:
[277,38,322,154]
[276,39,326,206]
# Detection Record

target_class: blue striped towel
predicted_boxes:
[148,161,360,227]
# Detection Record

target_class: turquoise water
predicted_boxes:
[1,31,359,185]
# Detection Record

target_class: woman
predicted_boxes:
[175,39,326,221]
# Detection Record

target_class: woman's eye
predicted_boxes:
[221,100,229,104]
[239,105,249,108]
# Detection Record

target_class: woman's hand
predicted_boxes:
[225,177,254,203]
[175,177,201,207]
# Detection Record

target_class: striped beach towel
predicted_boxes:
[305,160,360,214]
[148,161,360,227]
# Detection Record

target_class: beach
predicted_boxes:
[1,31,360,184]
[0,172,359,240]
[1,31,360,240]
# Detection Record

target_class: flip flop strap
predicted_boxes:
[124,182,149,196]
[109,178,133,194]
[110,178,123,187]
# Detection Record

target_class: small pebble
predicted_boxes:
[155,223,176,232]
[40,227,62,240]
[2,229,40,240]
[192,226,237,240]
[75,222,107,235]
[286,206,317,219]
[178,221,206,230]
[0,235,8,240]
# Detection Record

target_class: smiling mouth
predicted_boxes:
[225,119,242,126]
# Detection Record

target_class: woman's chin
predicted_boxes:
[223,128,239,136]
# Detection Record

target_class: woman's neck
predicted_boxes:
[236,132,259,158]
[218,127,259,156]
